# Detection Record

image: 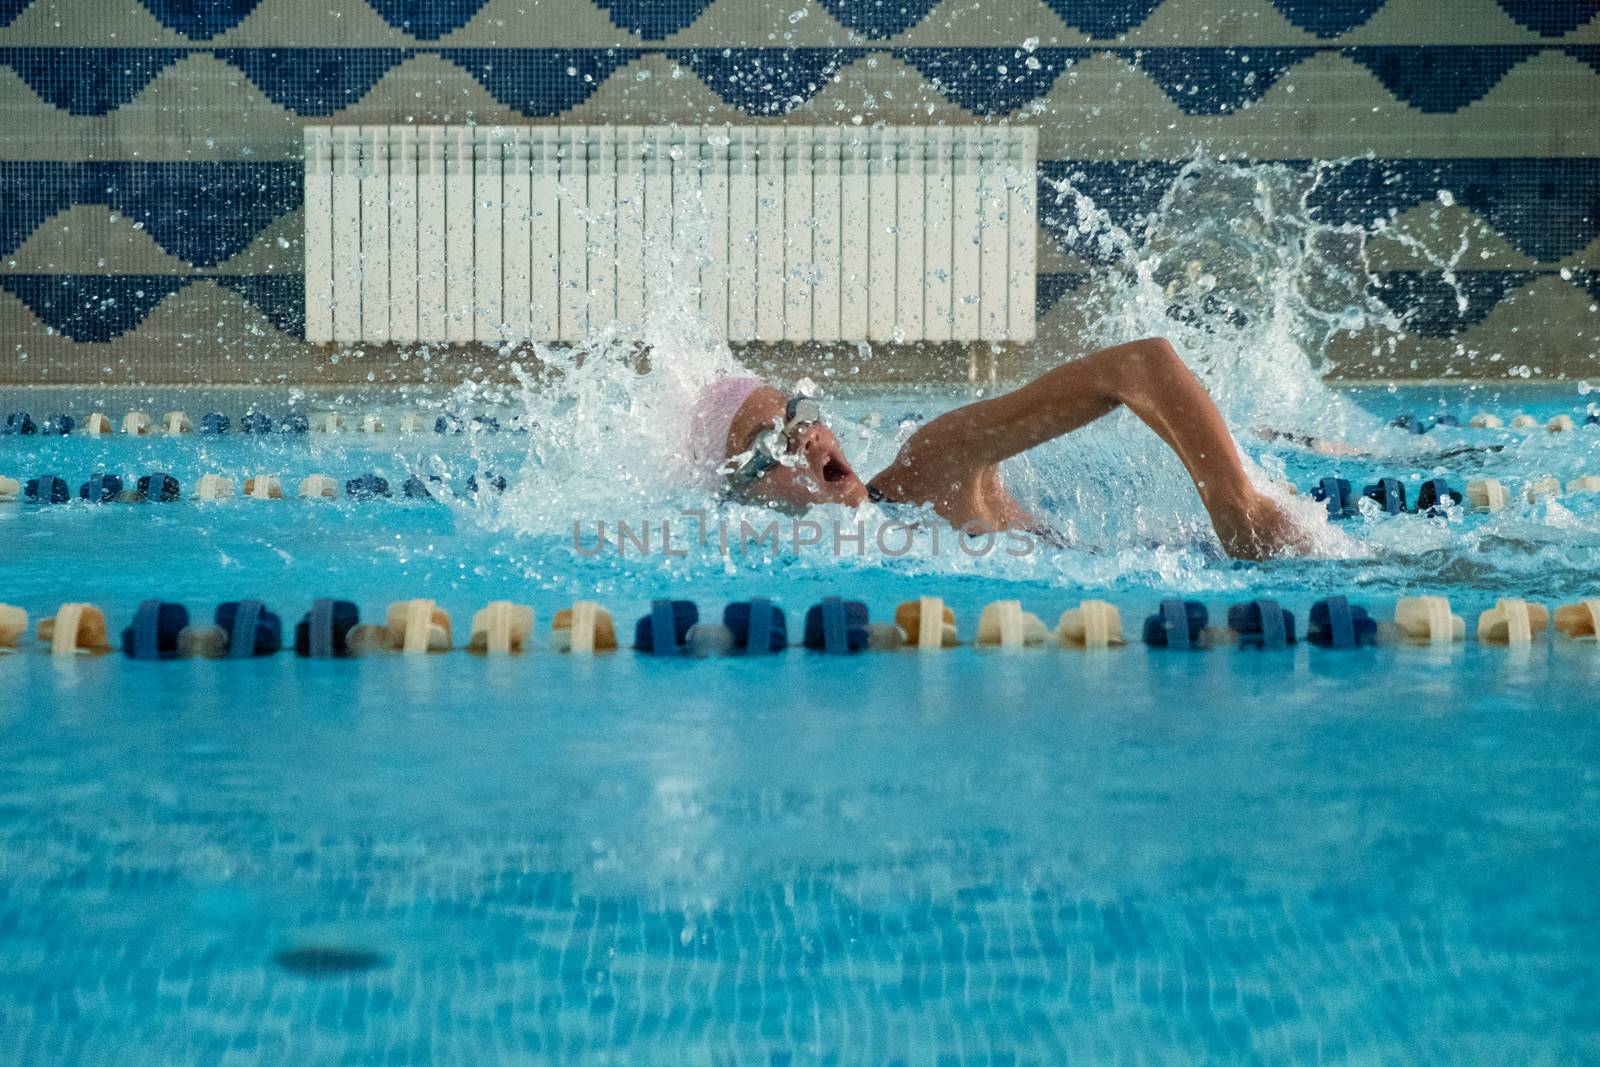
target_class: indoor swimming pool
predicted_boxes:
[1,383,1597,1063]
[4,0,1599,1057]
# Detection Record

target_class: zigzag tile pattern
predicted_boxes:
[365,0,492,40]
[896,48,1090,115]
[139,0,263,39]
[1268,0,1386,39]
[1040,158,1600,265]
[4,159,1587,274]
[2,0,1592,41]
[435,49,639,116]
[0,273,303,342]
[1037,272,1092,317]
[0,0,31,28]
[1307,158,1600,263]
[1346,46,1555,113]
[3,45,1595,119]
[2,267,1590,347]
[0,162,301,267]
[0,1,1594,381]
[1494,0,1600,36]
[591,0,717,40]
[1371,270,1543,337]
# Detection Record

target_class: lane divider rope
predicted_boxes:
[4,595,1596,658]
[3,410,517,437]
[6,409,1600,440]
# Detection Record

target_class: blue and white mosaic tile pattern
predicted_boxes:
[0,0,1596,379]
[3,0,1597,42]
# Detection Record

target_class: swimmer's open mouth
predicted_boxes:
[822,456,850,483]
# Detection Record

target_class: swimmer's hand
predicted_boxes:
[1211,491,1317,561]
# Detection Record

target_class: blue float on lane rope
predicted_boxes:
[724,599,788,654]
[122,600,188,660]
[201,412,229,434]
[804,597,868,654]
[79,473,123,503]
[24,475,69,504]
[217,600,280,658]
[1414,478,1461,516]
[1143,599,1207,649]
[137,473,181,502]
[1307,596,1377,649]
[1363,478,1406,515]
[1311,477,1359,519]
[295,599,359,657]
[635,599,698,655]
[345,473,391,499]
[1228,599,1295,649]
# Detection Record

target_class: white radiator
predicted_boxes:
[303,124,1036,346]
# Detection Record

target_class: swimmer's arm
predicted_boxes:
[875,337,1306,559]
[890,338,1250,495]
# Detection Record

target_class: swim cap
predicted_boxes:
[687,377,764,484]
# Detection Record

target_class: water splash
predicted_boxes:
[446,156,1559,584]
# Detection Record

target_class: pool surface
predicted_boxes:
[2,384,1599,1064]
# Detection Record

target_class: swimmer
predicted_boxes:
[690,336,1311,561]
[1256,426,1505,464]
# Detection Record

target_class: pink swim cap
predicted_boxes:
[687,377,764,483]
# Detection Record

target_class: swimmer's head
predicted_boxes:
[688,378,867,511]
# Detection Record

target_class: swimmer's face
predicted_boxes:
[725,386,868,511]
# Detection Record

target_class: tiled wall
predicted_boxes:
[1,0,1596,384]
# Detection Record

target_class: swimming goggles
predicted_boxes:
[729,393,822,481]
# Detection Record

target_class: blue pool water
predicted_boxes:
[2,384,1599,1063]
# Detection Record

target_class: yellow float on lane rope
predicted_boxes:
[469,601,534,654]
[194,474,234,500]
[552,600,617,653]
[37,603,111,655]
[1394,597,1464,646]
[1566,475,1600,494]
[1466,479,1509,512]
[0,604,27,650]
[387,599,452,653]
[975,600,1050,648]
[1554,601,1600,641]
[1057,600,1125,649]
[244,475,282,499]
[895,597,958,650]
[1476,598,1548,645]
[298,474,337,499]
